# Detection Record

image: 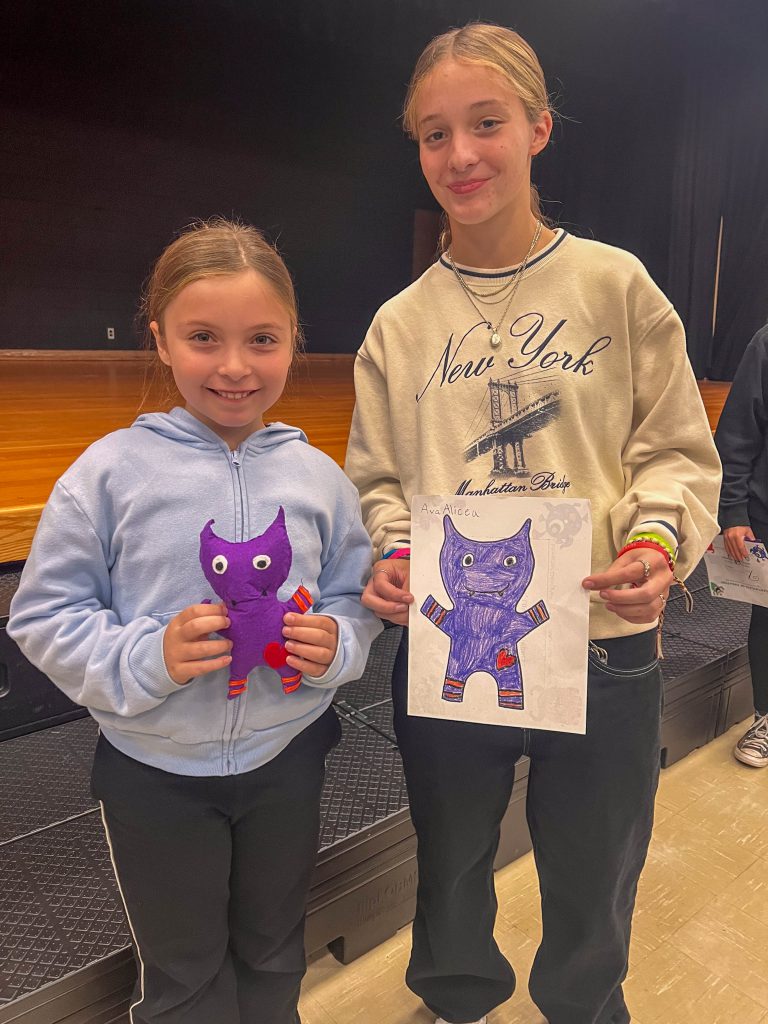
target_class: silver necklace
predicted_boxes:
[447,220,543,349]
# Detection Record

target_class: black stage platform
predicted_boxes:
[0,562,754,1023]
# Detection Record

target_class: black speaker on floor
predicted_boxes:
[0,565,88,742]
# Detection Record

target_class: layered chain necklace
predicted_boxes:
[446,219,543,350]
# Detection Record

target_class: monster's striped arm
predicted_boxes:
[421,595,453,634]
[524,600,549,633]
[287,585,313,615]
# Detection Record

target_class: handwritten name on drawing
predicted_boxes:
[416,314,612,403]
[456,473,572,497]
[420,502,480,518]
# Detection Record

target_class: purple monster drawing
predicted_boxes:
[421,516,549,709]
[199,508,313,700]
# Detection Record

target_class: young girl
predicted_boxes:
[8,220,381,1024]
[345,24,721,1024]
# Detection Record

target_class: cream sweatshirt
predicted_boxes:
[345,231,721,639]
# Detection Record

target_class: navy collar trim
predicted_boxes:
[438,229,568,278]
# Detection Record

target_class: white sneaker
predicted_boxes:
[434,1018,487,1024]
[734,713,768,767]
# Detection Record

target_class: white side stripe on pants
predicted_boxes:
[99,802,147,1024]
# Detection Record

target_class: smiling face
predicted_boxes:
[151,269,293,448]
[415,60,551,241]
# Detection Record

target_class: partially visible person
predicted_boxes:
[715,321,768,768]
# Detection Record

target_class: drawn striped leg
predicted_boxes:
[442,645,468,703]
[495,648,523,709]
[442,677,466,703]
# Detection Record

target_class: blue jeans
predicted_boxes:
[392,629,662,1024]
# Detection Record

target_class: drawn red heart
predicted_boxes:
[496,649,517,670]
[264,642,289,669]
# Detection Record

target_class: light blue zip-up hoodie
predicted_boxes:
[8,408,382,776]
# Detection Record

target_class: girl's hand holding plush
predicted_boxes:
[282,613,339,678]
[163,603,233,685]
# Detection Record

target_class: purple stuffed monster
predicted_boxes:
[199,508,313,700]
[421,515,549,710]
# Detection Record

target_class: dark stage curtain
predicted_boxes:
[668,4,768,380]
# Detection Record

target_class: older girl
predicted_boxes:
[345,24,720,1024]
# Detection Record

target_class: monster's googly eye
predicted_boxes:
[212,555,228,575]
[461,553,474,567]
[503,555,517,567]
[252,554,272,571]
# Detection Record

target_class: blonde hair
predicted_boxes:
[142,218,303,348]
[138,218,303,408]
[402,23,553,250]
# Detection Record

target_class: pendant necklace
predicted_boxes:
[446,219,542,350]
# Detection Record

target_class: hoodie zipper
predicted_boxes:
[224,445,246,773]
[231,447,246,542]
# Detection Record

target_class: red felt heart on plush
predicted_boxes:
[263,642,289,669]
[496,649,517,670]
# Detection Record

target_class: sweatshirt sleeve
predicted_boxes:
[713,328,768,529]
[609,304,722,579]
[344,332,412,558]
[301,486,383,690]
[7,482,180,715]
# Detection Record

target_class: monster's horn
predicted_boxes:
[200,519,218,542]
[443,514,460,538]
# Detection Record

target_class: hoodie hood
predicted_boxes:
[132,407,306,453]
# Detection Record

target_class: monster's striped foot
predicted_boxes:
[228,678,247,700]
[282,672,302,694]
[442,678,466,703]
[498,688,523,709]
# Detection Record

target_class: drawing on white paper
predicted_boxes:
[421,517,548,711]
[409,495,592,734]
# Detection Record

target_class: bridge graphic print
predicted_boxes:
[464,377,561,476]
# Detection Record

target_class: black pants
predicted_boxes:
[392,630,662,1024]
[748,519,768,716]
[90,707,341,1024]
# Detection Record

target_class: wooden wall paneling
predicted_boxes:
[0,351,356,563]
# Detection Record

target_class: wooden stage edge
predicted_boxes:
[1,351,728,564]
[0,349,354,363]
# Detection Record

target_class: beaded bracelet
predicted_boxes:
[617,539,675,573]
[382,547,411,560]
[627,531,677,563]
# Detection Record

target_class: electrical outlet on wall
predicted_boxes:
[106,327,115,340]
